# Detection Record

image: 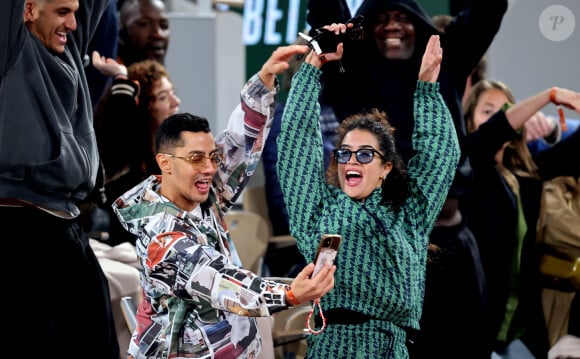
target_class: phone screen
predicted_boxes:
[312,234,341,277]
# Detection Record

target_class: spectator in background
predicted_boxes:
[430,13,576,155]
[1,0,120,357]
[117,0,170,67]
[83,0,171,235]
[87,55,181,246]
[463,80,580,358]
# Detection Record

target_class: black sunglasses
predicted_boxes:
[333,148,385,164]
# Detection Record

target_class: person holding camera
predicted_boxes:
[277,29,459,358]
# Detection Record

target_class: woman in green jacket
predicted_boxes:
[277,31,460,358]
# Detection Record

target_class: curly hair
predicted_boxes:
[127,59,170,115]
[325,109,411,211]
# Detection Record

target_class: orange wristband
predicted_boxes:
[558,107,567,131]
[286,288,300,305]
[550,87,560,105]
[550,87,567,131]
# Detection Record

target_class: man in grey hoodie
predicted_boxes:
[0,0,120,357]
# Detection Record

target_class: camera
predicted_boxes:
[311,15,365,53]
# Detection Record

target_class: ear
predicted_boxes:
[23,1,39,24]
[156,153,171,173]
[382,161,393,179]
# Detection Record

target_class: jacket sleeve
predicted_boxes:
[443,0,507,82]
[94,78,144,178]
[0,0,26,73]
[160,230,292,315]
[277,63,327,243]
[213,73,278,211]
[406,81,460,237]
[72,0,110,56]
[465,109,519,167]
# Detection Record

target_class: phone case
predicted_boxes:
[312,234,341,277]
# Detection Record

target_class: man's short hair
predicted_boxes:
[155,113,211,153]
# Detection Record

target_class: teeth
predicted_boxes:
[385,38,401,45]
[346,170,360,176]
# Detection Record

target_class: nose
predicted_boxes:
[171,93,181,107]
[384,18,401,30]
[199,157,218,173]
[65,13,77,31]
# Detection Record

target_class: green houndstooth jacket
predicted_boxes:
[277,63,460,358]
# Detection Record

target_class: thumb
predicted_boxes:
[91,51,101,65]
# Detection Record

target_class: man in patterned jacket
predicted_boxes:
[113,44,336,359]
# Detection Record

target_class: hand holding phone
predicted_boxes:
[312,234,341,277]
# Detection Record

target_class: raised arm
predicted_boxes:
[407,35,460,237]
[505,87,580,130]
[213,45,309,209]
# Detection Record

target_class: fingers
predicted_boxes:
[419,35,442,82]
[322,22,348,35]
[91,50,103,66]
[297,263,315,279]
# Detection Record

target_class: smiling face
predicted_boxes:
[158,131,219,212]
[25,0,79,54]
[372,9,416,60]
[337,129,392,201]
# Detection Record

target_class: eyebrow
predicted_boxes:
[186,149,219,156]
[340,144,375,149]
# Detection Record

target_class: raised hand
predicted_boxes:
[259,45,310,89]
[92,51,127,78]
[418,35,443,83]
[550,86,580,113]
[305,22,349,68]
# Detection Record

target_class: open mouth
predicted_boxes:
[345,170,362,186]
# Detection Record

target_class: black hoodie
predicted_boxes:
[307,0,507,198]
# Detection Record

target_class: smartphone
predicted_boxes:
[311,234,341,277]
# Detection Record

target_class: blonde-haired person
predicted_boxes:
[463,80,580,358]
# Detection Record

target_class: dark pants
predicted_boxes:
[2,207,120,358]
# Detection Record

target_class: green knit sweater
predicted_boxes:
[277,63,460,331]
